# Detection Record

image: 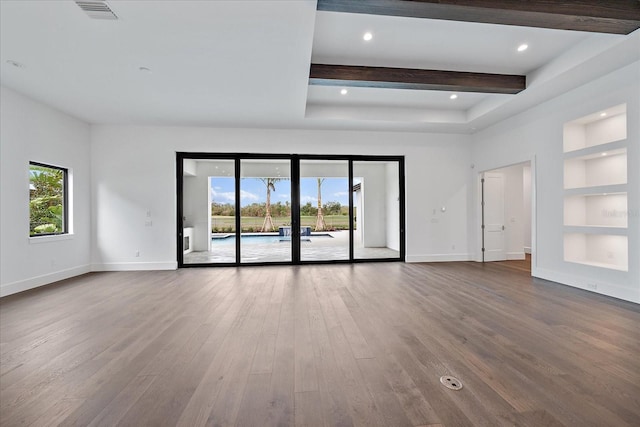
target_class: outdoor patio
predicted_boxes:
[183,231,399,263]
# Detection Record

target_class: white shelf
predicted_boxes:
[563,184,627,197]
[563,226,627,236]
[563,138,626,159]
[562,104,628,272]
[564,193,628,228]
[565,259,628,272]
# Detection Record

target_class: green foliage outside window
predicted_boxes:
[29,163,66,236]
[212,201,348,218]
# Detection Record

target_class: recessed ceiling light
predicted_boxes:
[517,44,528,52]
[363,32,373,41]
[600,112,607,117]
[340,88,348,95]
[6,60,25,68]
[450,94,458,100]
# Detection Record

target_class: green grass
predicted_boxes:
[211,215,350,232]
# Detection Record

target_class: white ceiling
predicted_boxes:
[1,0,638,134]
[312,12,597,74]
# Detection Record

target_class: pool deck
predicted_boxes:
[184,231,399,263]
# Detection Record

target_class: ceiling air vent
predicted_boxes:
[75,1,118,20]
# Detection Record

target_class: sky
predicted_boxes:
[211,177,349,207]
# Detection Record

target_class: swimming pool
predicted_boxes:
[211,234,332,245]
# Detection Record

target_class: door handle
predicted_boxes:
[502,225,505,230]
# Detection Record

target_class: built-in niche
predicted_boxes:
[563,104,628,271]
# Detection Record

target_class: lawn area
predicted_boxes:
[211,215,350,232]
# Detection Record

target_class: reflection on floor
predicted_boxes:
[183,231,399,263]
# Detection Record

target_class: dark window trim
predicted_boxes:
[29,161,69,237]
[176,152,405,267]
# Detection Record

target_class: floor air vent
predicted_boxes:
[75,1,118,20]
[440,375,463,391]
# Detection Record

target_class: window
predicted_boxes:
[29,162,68,236]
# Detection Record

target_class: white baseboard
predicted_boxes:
[534,267,639,304]
[406,253,472,263]
[91,261,178,272]
[506,252,526,260]
[524,246,532,254]
[1,264,91,298]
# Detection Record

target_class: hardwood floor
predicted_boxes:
[1,261,639,426]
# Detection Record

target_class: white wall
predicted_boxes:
[184,165,210,252]
[354,162,387,248]
[90,126,472,269]
[386,162,400,251]
[0,86,91,297]
[471,61,640,303]
[3,60,636,304]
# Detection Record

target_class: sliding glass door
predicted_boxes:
[182,158,235,264]
[299,160,350,261]
[353,160,401,260]
[177,154,404,267]
[240,159,292,263]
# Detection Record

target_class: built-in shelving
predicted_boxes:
[564,193,628,228]
[564,233,628,271]
[563,104,626,152]
[563,147,627,189]
[563,104,628,272]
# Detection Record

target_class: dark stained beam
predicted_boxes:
[309,64,526,94]
[317,0,640,35]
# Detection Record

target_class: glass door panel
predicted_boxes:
[183,158,235,264]
[353,161,401,260]
[240,159,291,263]
[299,160,350,261]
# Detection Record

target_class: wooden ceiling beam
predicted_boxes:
[309,64,526,94]
[317,0,640,35]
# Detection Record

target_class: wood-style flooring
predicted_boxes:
[1,260,639,426]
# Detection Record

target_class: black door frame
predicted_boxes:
[176,152,405,267]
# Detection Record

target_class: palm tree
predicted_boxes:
[259,178,283,232]
[29,165,64,235]
[315,178,326,231]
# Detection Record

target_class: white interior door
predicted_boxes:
[483,172,506,261]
